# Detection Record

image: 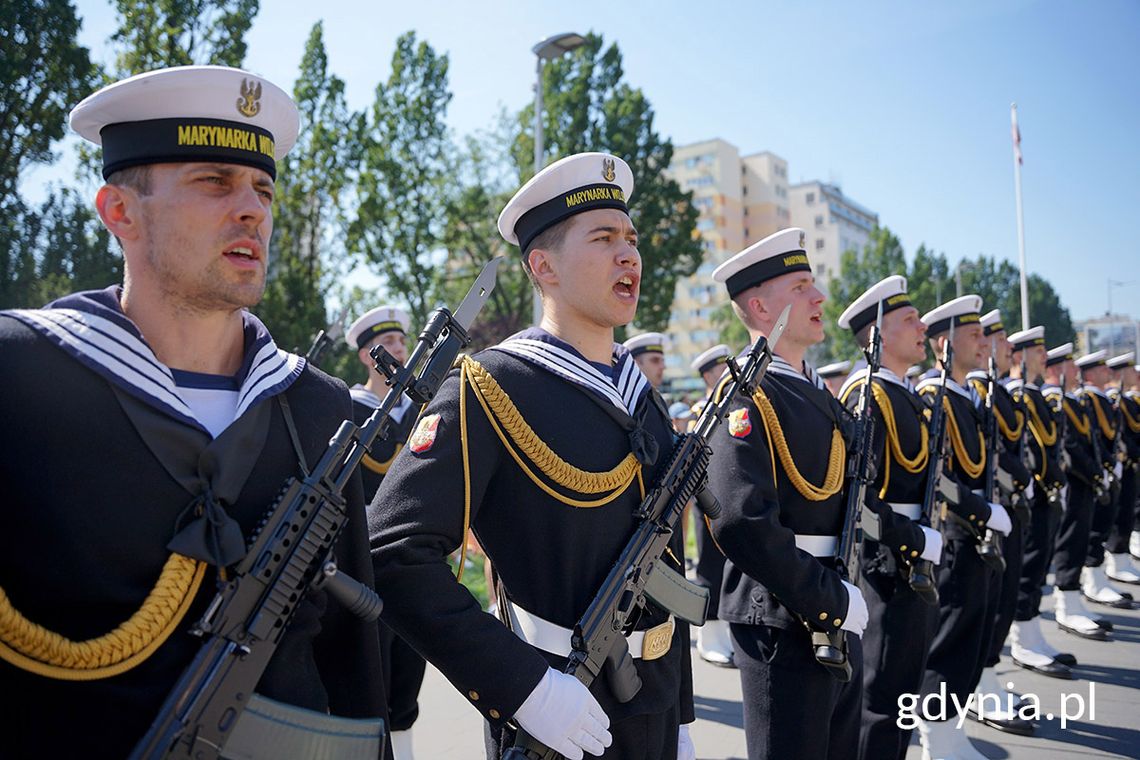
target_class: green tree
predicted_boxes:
[109,0,258,72]
[710,302,749,350]
[439,112,533,347]
[0,197,43,308]
[349,32,452,327]
[34,187,117,304]
[955,255,1075,346]
[821,226,909,361]
[254,22,360,358]
[907,244,951,317]
[511,33,701,334]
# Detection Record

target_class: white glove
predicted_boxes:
[1024,479,1035,502]
[1102,472,1112,491]
[986,502,1012,536]
[677,724,696,760]
[514,668,612,759]
[919,526,944,564]
[1114,461,1124,479]
[840,580,869,636]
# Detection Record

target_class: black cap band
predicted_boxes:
[630,344,664,357]
[1045,353,1069,367]
[101,117,277,180]
[1011,336,1046,352]
[355,321,405,349]
[725,252,811,298]
[984,321,1005,336]
[698,356,728,375]
[515,182,628,252]
[926,311,980,337]
[847,293,912,335]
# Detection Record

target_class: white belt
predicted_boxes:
[971,489,986,497]
[794,534,839,557]
[888,502,922,520]
[506,601,674,661]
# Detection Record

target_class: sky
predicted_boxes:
[24,0,1140,323]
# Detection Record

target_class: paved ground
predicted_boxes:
[410,584,1140,759]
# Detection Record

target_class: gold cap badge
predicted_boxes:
[799,231,806,249]
[602,157,616,183]
[237,78,262,118]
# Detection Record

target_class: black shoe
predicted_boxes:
[1094,617,1115,630]
[1053,652,1078,666]
[969,710,1036,736]
[1084,591,1132,609]
[1012,656,1074,680]
[1058,620,1109,640]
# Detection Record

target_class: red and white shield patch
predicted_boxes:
[409,413,441,454]
[728,408,752,438]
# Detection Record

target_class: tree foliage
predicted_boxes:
[255,22,360,358]
[349,31,452,327]
[511,33,701,335]
[109,0,258,73]
[822,226,908,360]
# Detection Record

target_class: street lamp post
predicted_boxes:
[530,32,586,325]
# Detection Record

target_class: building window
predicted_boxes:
[744,227,749,238]
[742,185,748,196]
[806,192,815,204]
[815,239,825,250]
[814,214,824,228]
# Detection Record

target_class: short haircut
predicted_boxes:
[522,215,573,291]
[106,165,153,195]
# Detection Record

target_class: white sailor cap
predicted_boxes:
[817,360,852,379]
[346,305,411,350]
[1007,326,1045,352]
[623,332,668,357]
[979,309,1006,336]
[668,401,693,420]
[1107,352,1136,370]
[70,65,299,180]
[921,295,983,337]
[906,364,924,379]
[1075,350,1108,369]
[690,344,731,375]
[1045,343,1074,367]
[837,275,912,334]
[713,228,811,298]
[497,152,634,252]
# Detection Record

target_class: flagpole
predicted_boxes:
[1011,102,1030,331]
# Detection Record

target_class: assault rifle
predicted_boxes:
[302,305,349,367]
[130,258,503,760]
[503,305,792,760]
[907,326,953,605]
[978,345,1007,573]
[812,300,883,682]
[1079,369,1115,506]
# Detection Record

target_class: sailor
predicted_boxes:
[964,310,1035,735]
[346,305,427,760]
[913,295,1013,759]
[688,343,736,666]
[835,275,945,760]
[818,359,853,397]
[1044,345,1115,640]
[1104,353,1140,585]
[705,227,870,760]
[1005,328,1076,680]
[368,152,696,760]
[623,331,668,389]
[1075,351,1133,609]
[0,65,386,758]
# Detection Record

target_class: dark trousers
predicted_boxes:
[984,508,1025,667]
[731,622,862,760]
[1054,480,1095,589]
[485,704,680,760]
[1017,489,1062,620]
[857,556,938,760]
[1086,482,1118,567]
[920,536,993,702]
[1106,465,1138,554]
[695,514,726,619]
[379,622,427,731]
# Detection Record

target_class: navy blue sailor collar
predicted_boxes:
[7,286,304,435]
[491,327,650,418]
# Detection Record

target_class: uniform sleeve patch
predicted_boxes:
[728,408,752,438]
[409,413,441,454]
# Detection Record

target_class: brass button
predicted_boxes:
[818,612,828,621]
[489,709,501,720]
[900,545,908,552]
[968,514,976,520]
[833,618,842,627]
[911,550,919,558]
[468,690,479,701]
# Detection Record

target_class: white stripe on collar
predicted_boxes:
[10,306,303,436]
[768,353,826,391]
[351,384,413,423]
[837,365,912,400]
[915,374,972,401]
[493,334,649,417]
